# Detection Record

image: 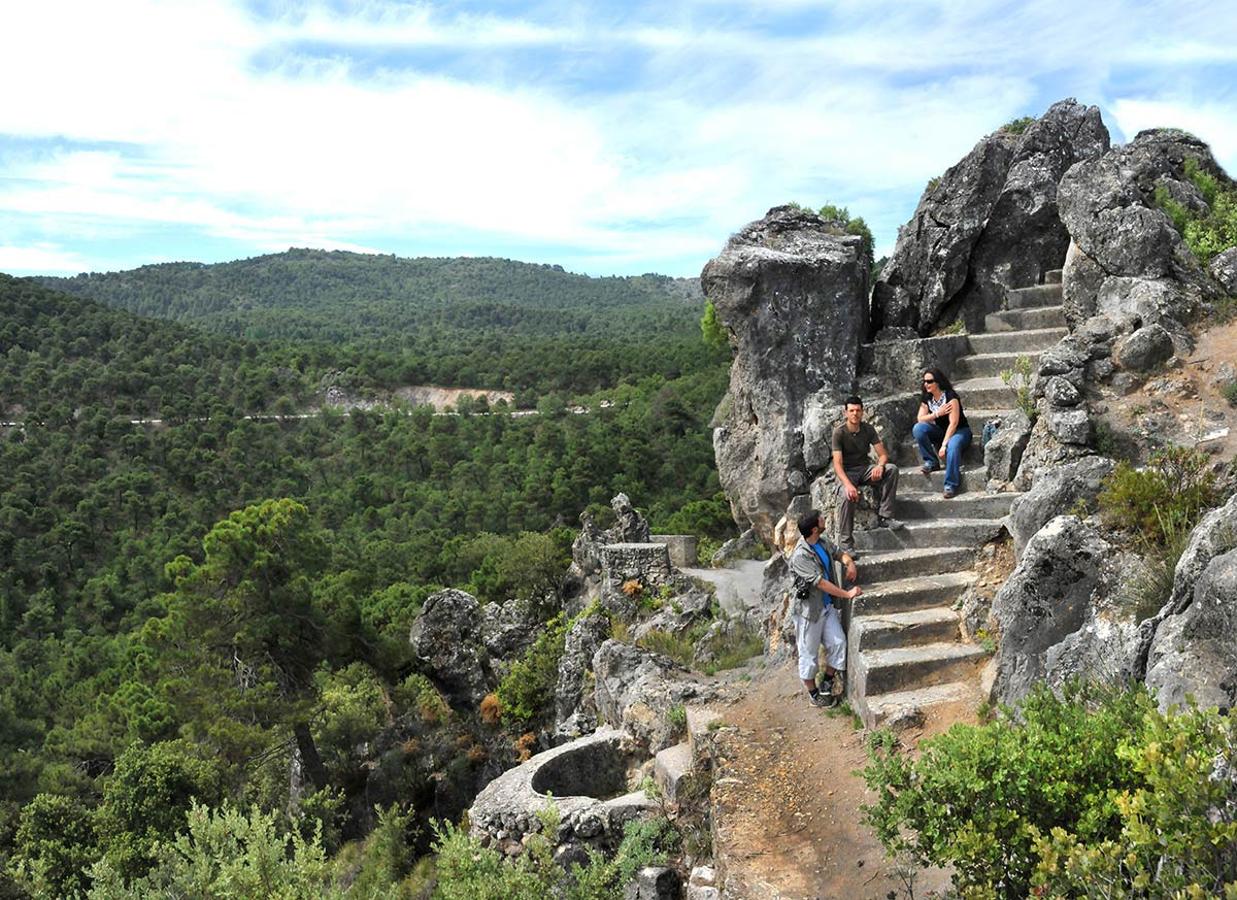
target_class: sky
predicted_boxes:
[2,1,1237,279]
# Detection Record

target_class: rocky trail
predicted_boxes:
[846,270,1067,728]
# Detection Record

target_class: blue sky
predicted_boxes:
[2,0,1237,278]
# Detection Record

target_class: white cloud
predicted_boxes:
[0,243,91,274]
[1,0,1237,275]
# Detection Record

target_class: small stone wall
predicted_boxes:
[468,728,657,857]
[650,534,699,568]
[602,542,673,585]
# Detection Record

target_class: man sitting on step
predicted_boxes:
[832,395,902,557]
[789,509,861,709]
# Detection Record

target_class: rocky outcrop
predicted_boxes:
[480,599,539,677]
[873,99,1109,335]
[593,639,714,753]
[983,409,1033,487]
[565,494,671,614]
[1142,492,1237,710]
[409,589,489,706]
[703,205,870,543]
[553,609,612,740]
[991,516,1141,705]
[1211,247,1237,294]
[1008,455,1114,556]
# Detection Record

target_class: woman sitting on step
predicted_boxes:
[913,367,972,499]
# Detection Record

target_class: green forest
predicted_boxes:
[0,271,733,897]
[36,252,709,400]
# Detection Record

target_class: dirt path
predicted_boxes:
[709,662,951,899]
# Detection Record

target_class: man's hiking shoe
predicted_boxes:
[875,516,903,530]
[809,690,838,709]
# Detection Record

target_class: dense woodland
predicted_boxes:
[0,271,732,897]
[37,252,709,400]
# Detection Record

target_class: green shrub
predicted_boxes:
[1031,703,1237,897]
[637,628,695,667]
[862,682,1155,897]
[1000,116,1036,135]
[702,621,764,673]
[1223,380,1237,407]
[999,355,1037,422]
[700,300,728,353]
[496,615,569,724]
[1098,445,1217,543]
[665,703,687,735]
[431,812,676,900]
[1154,156,1237,264]
[393,673,451,724]
[9,793,99,899]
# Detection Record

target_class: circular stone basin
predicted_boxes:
[530,735,629,800]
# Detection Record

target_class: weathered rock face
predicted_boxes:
[1008,455,1114,556]
[956,101,1111,327]
[873,99,1109,335]
[409,589,489,706]
[991,516,1140,705]
[704,205,870,543]
[1211,247,1237,294]
[480,598,538,676]
[553,610,612,740]
[593,639,713,753]
[1144,551,1237,712]
[1057,128,1228,350]
[565,495,668,615]
[1142,492,1237,710]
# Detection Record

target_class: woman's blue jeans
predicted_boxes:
[912,422,973,492]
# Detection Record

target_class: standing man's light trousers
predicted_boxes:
[793,604,846,680]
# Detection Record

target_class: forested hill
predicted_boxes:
[35,250,701,342]
[36,251,707,397]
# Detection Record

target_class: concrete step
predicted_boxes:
[897,490,1020,520]
[854,607,960,651]
[967,327,1067,354]
[1006,284,1062,310]
[854,641,988,696]
[852,518,1004,552]
[954,350,1042,379]
[1045,268,1063,284]
[855,571,976,615]
[950,375,1017,409]
[654,742,693,805]
[984,305,1067,332]
[856,681,980,729]
[857,546,975,582]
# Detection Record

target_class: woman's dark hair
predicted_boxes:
[920,366,954,401]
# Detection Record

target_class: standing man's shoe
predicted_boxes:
[809,690,839,708]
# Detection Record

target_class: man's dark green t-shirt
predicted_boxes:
[831,422,881,470]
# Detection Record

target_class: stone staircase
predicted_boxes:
[846,269,1067,728]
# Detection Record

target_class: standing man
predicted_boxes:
[789,509,860,708]
[832,395,901,556]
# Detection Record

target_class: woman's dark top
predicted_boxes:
[924,388,970,431]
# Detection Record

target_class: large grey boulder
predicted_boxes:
[1008,455,1114,556]
[1210,247,1237,294]
[983,408,1033,485]
[1142,492,1237,709]
[704,205,870,542]
[593,639,713,753]
[872,131,1014,335]
[409,589,488,706]
[956,100,1111,326]
[1114,323,1175,372]
[1144,550,1237,712]
[553,609,612,738]
[1058,128,1225,323]
[991,516,1137,705]
[873,99,1108,335]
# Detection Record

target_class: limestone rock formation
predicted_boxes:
[703,205,870,543]
[873,99,1109,335]
[553,609,612,740]
[991,516,1140,704]
[983,408,1033,486]
[408,588,489,706]
[1142,492,1237,711]
[593,639,713,753]
[1008,456,1114,556]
